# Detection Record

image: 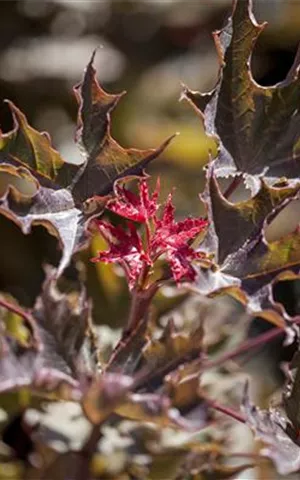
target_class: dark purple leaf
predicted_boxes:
[195,166,300,324]
[0,54,174,275]
[242,383,300,475]
[183,0,300,186]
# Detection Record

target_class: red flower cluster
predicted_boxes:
[92,178,208,290]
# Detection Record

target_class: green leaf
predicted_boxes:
[0,102,65,183]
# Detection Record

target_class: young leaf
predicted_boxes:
[141,319,204,376]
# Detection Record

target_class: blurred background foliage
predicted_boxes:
[0,0,300,324]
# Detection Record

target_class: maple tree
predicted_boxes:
[0,0,300,478]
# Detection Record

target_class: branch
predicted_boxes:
[126,281,159,334]
[0,296,40,348]
[203,317,300,371]
[76,425,102,480]
[223,175,243,200]
[207,398,246,424]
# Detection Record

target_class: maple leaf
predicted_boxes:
[93,177,208,287]
[108,177,160,223]
[106,315,204,387]
[90,297,208,434]
[32,268,91,377]
[91,220,150,290]
[141,318,204,378]
[115,390,208,431]
[0,336,80,399]
[185,0,300,326]
[183,0,300,190]
[152,193,208,282]
[283,348,300,436]
[83,318,208,432]
[83,374,208,431]
[0,268,91,398]
[81,372,135,425]
[0,53,174,275]
[194,165,300,325]
[242,383,300,475]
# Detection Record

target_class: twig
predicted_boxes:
[223,175,243,200]
[203,317,300,371]
[207,398,246,424]
[77,425,102,480]
[126,281,158,333]
[0,296,40,347]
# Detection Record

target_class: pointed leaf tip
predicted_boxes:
[186,0,300,182]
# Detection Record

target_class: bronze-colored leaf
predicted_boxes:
[283,347,300,435]
[242,383,300,475]
[32,268,90,378]
[0,102,64,184]
[0,269,91,399]
[202,166,300,266]
[142,319,204,375]
[81,372,134,424]
[184,0,300,184]
[0,336,79,399]
[195,166,300,324]
[68,51,175,203]
[0,53,174,275]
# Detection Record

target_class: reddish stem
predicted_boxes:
[203,317,300,371]
[0,297,39,347]
[126,282,158,333]
[223,175,243,200]
[139,220,152,288]
[208,398,246,424]
[145,219,151,251]
[107,282,159,369]
[77,424,101,480]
